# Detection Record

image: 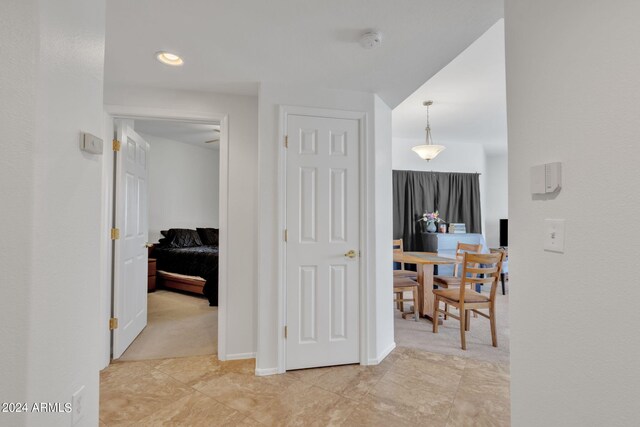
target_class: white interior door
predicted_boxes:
[112,123,149,359]
[285,114,360,370]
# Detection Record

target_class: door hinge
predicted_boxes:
[109,317,118,330]
[111,228,120,240]
[284,325,288,339]
[284,135,288,148]
[112,139,121,152]
[284,229,288,242]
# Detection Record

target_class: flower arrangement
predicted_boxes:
[417,211,445,232]
[417,211,445,225]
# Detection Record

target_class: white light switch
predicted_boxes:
[544,219,565,253]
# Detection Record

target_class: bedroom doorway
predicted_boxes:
[105,113,229,363]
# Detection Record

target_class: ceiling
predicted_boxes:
[134,120,221,150]
[105,0,502,107]
[392,20,507,154]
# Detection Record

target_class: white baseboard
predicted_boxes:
[367,342,396,365]
[255,367,279,376]
[224,352,256,361]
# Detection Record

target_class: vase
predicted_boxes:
[426,222,437,233]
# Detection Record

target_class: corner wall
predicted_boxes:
[506,1,640,425]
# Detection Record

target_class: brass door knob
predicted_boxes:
[144,242,154,248]
[344,250,357,259]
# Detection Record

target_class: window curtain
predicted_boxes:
[393,170,482,251]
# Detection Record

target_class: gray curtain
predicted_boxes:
[393,170,482,251]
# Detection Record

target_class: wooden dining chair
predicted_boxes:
[393,277,419,321]
[392,239,417,280]
[432,251,505,350]
[490,248,508,295]
[433,242,482,319]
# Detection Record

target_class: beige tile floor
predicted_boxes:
[100,346,510,426]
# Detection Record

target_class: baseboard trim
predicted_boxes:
[255,367,279,376]
[367,342,396,365]
[224,352,256,361]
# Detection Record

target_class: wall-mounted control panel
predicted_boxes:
[81,132,103,155]
[530,162,561,194]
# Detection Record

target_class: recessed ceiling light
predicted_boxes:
[156,51,184,66]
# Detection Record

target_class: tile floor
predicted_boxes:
[100,346,510,426]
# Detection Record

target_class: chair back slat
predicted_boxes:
[458,252,504,302]
[461,276,495,285]
[453,242,482,277]
[465,266,499,275]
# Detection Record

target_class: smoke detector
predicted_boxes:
[359,31,382,50]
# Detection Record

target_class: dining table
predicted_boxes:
[393,251,459,322]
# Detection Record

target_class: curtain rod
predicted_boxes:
[427,171,482,175]
[392,170,482,175]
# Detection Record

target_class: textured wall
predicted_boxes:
[506,1,640,425]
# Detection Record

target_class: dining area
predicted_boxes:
[393,238,508,354]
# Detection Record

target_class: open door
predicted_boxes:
[112,122,150,359]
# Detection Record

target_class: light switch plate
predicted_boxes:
[544,219,565,253]
[72,385,85,425]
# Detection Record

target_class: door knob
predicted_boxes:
[344,250,357,259]
[144,242,154,248]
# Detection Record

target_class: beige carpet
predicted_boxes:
[395,290,510,364]
[119,290,217,361]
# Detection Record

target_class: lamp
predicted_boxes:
[411,100,446,161]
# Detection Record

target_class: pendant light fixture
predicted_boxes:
[411,100,446,161]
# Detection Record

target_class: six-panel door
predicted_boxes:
[285,114,360,370]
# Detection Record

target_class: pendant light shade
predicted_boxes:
[412,100,445,161]
[411,144,446,161]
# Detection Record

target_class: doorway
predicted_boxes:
[100,108,230,366]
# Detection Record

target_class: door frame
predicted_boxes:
[277,105,370,373]
[101,105,230,364]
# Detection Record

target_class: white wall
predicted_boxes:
[141,133,220,243]
[0,1,37,420]
[104,87,258,360]
[485,153,508,248]
[256,82,394,373]
[506,1,640,425]
[1,1,106,426]
[392,138,488,237]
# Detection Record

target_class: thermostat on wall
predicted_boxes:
[531,162,561,194]
[81,132,103,155]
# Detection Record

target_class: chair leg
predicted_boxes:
[413,288,419,321]
[489,303,498,347]
[459,308,467,350]
[444,303,448,320]
[433,297,439,333]
[465,309,471,331]
[501,273,506,295]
